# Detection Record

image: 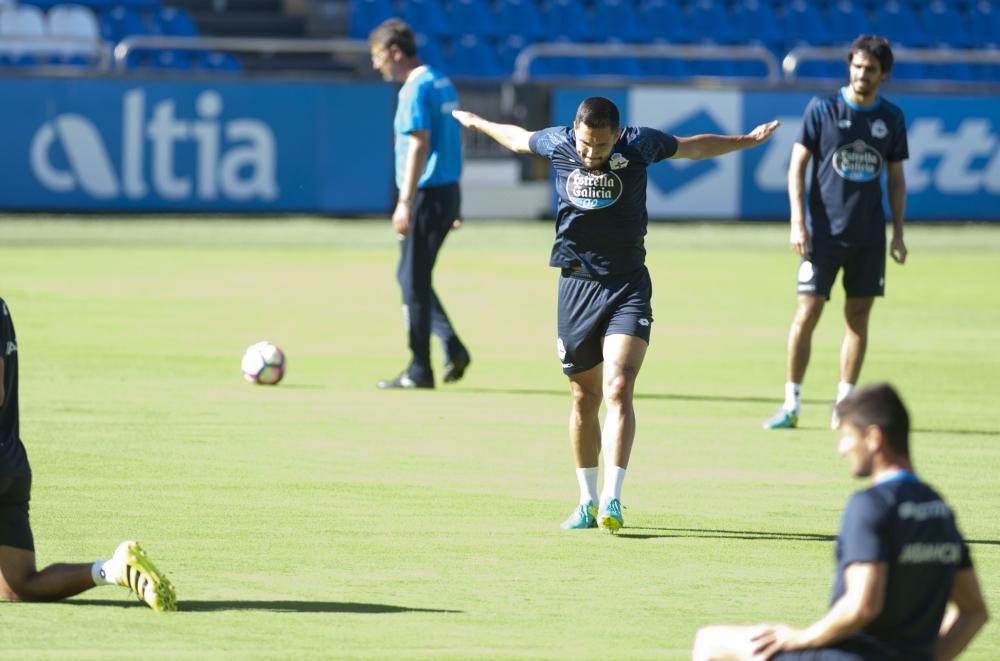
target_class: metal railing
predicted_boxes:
[513,43,781,84]
[111,35,370,70]
[783,46,1000,83]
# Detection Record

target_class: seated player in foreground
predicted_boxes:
[693,383,988,660]
[0,296,176,611]
[453,99,778,532]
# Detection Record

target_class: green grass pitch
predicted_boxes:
[1,217,998,659]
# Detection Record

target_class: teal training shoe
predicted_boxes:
[598,498,624,533]
[560,501,597,529]
[762,408,799,429]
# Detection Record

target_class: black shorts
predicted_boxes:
[0,473,33,552]
[556,266,653,375]
[797,240,885,299]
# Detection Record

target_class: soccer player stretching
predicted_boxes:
[454,99,777,531]
[695,384,988,660]
[0,297,176,611]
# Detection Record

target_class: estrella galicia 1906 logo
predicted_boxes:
[565,169,622,210]
[832,140,882,182]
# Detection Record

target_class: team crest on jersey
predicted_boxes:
[609,153,629,170]
[832,140,882,182]
[565,169,622,210]
[5,341,15,356]
[838,119,852,129]
[870,118,889,139]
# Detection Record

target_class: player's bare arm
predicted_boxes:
[788,142,813,258]
[752,562,887,658]
[935,568,989,661]
[394,129,431,236]
[886,160,908,264]
[451,110,534,154]
[671,120,779,160]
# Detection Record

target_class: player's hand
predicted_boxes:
[392,199,411,236]
[750,624,804,660]
[890,234,907,264]
[451,109,481,130]
[451,216,463,231]
[790,222,811,258]
[746,120,780,145]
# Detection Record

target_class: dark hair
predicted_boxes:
[369,18,417,58]
[848,34,894,75]
[836,383,910,457]
[575,97,620,130]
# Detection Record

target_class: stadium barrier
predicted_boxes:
[0,76,395,213]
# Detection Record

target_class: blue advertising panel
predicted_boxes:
[554,87,1000,220]
[0,77,395,213]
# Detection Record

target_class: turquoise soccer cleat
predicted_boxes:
[762,408,799,430]
[110,541,177,612]
[597,498,624,533]
[560,501,597,529]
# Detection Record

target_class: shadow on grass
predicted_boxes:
[617,526,836,542]
[617,527,1000,547]
[460,387,828,406]
[64,599,462,613]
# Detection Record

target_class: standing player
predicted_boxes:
[693,383,988,660]
[453,98,778,531]
[0,296,176,611]
[370,18,471,390]
[764,35,908,430]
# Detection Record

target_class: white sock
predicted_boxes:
[784,382,801,413]
[601,465,627,503]
[576,467,598,505]
[836,382,855,404]
[91,559,117,586]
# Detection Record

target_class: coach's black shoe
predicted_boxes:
[377,372,434,390]
[442,353,471,384]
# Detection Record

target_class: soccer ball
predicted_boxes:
[241,341,286,385]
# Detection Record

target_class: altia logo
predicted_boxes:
[30,89,278,201]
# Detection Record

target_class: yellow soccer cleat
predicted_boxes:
[112,541,177,612]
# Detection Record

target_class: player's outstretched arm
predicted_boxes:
[452,110,534,154]
[672,120,780,160]
[935,568,989,661]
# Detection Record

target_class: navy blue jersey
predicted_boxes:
[0,298,28,477]
[831,473,971,658]
[529,126,678,277]
[798,88,908,246]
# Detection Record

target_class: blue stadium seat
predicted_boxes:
[687,0,738,45]
[592,0,648,43]
[734,0,785,51]
[684,58,737,78]
[494,34,528,76]
[99,6,147,43]
[640,56,686,79]
[448,33,502,78]
[920,4,974,48]
[541,0,596,43]
[451,0,498,39]
[826,0,873,46]
[413,32,447,70]
[198,50,242,72]
[149,7,196,37]
[587,54,643,78]
[402,0,452,38]
[638,0,684,44]
[870,1,928,48]
[527,55,587,78]
[794,59,844,80]
[890,60,924,81]
[783,1,834,47]
[349,0,394,39]
[496,0,545,43]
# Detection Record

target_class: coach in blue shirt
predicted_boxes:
[370,19,470,389]
[694,383,988,660]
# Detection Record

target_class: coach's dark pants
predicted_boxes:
[397,182,466,384]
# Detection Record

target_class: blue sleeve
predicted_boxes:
[840,491,890,564]
[888,109,908,162]
[797,97,823,154]
[528,126,566,158]
[397,80,431,135]
[632,127,678,163]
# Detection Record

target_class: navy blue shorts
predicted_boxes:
[556,266,653,375]
[797,240,885,299]
[0,473,33,551]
